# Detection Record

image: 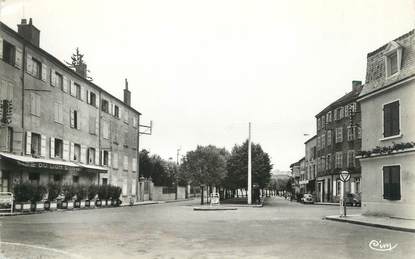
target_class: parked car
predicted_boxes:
[302,193,314,204]
[345,193,361,207]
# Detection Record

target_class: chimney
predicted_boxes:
[124,78,131,106]
[17,18,40,47]
[75,63,87,79]
[352,80,362,92]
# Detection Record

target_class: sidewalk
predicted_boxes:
[315,202,339,206]
[325,214,415,233]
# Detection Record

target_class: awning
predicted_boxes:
[79,164,108,174]
[0,152,81,171]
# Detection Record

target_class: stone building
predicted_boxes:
[358,29,415,219]
[315,81,363,202]
[0,19,141,203]
[301,135,316,195]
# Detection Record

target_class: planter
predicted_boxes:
[67,201,74,209]
[60,201,68,209]
[14,203,23,211]
[95,200,102,207]
[74,200,81,208]
[49,202,57,210]
[35,202,45,211]
[85,200,90,207]
[101,200,107,207]
[80,200,86,208]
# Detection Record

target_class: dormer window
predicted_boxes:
[384,41,402,78]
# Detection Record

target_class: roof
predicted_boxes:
[0,22,141,115]
[316,85,362,117]
[304,135,317,144]
[367,29,414,58]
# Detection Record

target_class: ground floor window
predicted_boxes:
[102,178,108,185]
[53,174,62,182]
[29,172,40,184]
[383,165,400,200]
[73,175,79,184]
[355,177,360,193]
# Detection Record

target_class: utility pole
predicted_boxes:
[248,122,252,205]
[176,148,181,165]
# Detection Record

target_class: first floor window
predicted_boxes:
[54,138,63,158]
[383,100,400,138]
[31,133,41,156]
[73,143,81,162]
[88,148,95,164]
[383,166,400,200]
[2,40,15,66]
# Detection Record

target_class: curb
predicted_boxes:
[325,216,415,233]
[193,207,238,211]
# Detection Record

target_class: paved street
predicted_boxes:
[0,197,414,259]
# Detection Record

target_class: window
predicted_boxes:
[355,178,360,193]
[357,127,362,139]
[339,107,344,119]
[87,147,95,164]
[89,116,97,135]
[53,174,62,182]
[89,92,96,106]
[31,133,41,156]
[123,155,129,171]
[336,180,341,196]
[114,105,119,118]
[321,116,326,127]
[113,152,119,169]
[326,111,332,123]
[102,120,110,139]
[124,131,129,146]
[70,109,79,129]
[55,72,63,89]
[133,116,138,128]
[317,118,321,130]
[102,99,109,113]
[2,40,15,66]
[327,130,332,146]
[335,127,343,143]
[347,127,354,141]
[30,93,41,117]
[335,152,343,168]
[102,178,108,185]
[32,58,41,79]
[102,150,109,166]
[73,175,79,184]
[383,100,400,138]
[54,138,63,158]
[383,166,400,200]
[347,150,355,168]
[72,143,81,162]
[54,102,63,124]
[29,173,40,183]
[321,134,325,148]
[75,83,81,99]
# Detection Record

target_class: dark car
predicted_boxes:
[345,193,361,206]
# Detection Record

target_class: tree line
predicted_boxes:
[139,140,273,197]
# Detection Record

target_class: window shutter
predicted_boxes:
[383,167,391,199]
[391,166,401,200]
[26,54,33,74]
[80,145,87,164]
[63,140,69,160]
[96,96,99,108]
[391,101,400,136]
[30,93,36,115]
[80,86,86,101]
[110,103,114,115]
[40,134,46,157]
[62,76,68,93]
[36,94,40,116]
[95,148,100,165]
[54,102,59,122]
[95,117,99,135]
[101,150,104,165]
[70,109,74,128]
[0,37,3,60]
[383,104,391,137]
[50,69,56,86]
[108,151,112,168]
[26,131,32,155]
[41,63,47,82]
[113,153,118,169]
[50,137,55,158]
[15,47,23,69]
[76,112,81,130]
[132,158,137,172]
[70,142,75,161]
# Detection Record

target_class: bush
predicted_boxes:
[75,185,88,201]
[98,185,109,200]
[62,184,76,201]
[108,185,122,200]
[47,182,61,201]
[13,182,47,203]
[87,185,99,200]
[14,182,34,203]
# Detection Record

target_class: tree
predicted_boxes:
[180,145,229,187]
[139,150,175,186]
[66,47,93,81]
[226,140,273,190]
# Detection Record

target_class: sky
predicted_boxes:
[1,0,414,171]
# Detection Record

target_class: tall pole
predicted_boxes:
[248,122,252,205]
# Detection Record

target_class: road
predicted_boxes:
[0,197,413,258]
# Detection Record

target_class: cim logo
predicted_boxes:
[369,240,398,252]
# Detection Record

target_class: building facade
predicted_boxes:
[301,135,316,195]
[358,29,415,219]
[315,82,363,202]
[290,158,303,199]
[0,19,141,203]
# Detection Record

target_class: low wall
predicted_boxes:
[152,186,186,201]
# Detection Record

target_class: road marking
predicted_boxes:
[0,241,87,258]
